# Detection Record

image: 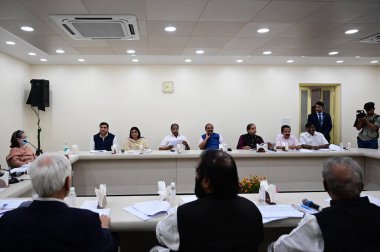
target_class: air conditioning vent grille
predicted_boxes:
[359,33,380,43]
[71,22,126,38]
[51,15,140,40]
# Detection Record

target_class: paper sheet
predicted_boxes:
[258,205,304,218]
[180,195,197,204]
[132,200,170,216]
[80,200,110,216]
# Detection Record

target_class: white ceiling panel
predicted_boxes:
[187,37,231,48]
[148,37,189,49]
[0,0,379,65]
[301,2,380,24]
[75,47,115,55]
[146,0,207,21]
[82,0,147,20]
[236,22,293,38]
[19,0,89,17]
[192,22,245,37]
[147,21,196,37]
[277,23,342,39]
[223,37,270,49]
[182,47,219,56]
[199,0,269,22]
[0,0,37,20]
[251,1,327,23]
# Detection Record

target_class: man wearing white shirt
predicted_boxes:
[300,123,329,150]
[275,125,301,150]
[159,123,190,150]
[268,157,380,252]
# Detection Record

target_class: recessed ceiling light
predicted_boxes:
[164,26,176,32]
[262,51,272,55]
[6,41,15,45]
[132,59,139,62]
[329,51,339,55]
[78,59,85,62]
[40,58,47,62]
[257,28,270,34]
[21,26,34,32]
[28,52,36,56]
[301,56,306,58]
[345,29,358,34]
[355,56,360,58]
[370,60,379,64]
[56,49,65,54]
[236,59,243,63]
[185,59,192,63]
[336,60,344,64]
[287,60,294,63]
[126,49,136,54]
[196,50,204,54]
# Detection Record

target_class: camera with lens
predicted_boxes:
[356,110,367,119]
[353,110,367,127]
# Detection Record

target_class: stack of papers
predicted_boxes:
[258,204,304,224]
[80,200,111,216]
[124,200,170,221]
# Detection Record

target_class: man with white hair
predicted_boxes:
[268,157,380,251]
[0,153,118,252]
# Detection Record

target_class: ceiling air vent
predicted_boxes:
[359,32,380,43]
[51,15,140,40]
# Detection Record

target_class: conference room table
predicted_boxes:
[70,148,380,196]
[3,191,380,252]
[0,174,32,198]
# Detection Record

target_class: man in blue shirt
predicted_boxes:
[199,123,224,150]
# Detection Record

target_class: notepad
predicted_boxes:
[258,205,304,218]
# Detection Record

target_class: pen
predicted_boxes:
[291,204,307,215]
[301,204,312,210]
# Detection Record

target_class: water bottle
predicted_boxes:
[339,142,343,151]
[347,142,351,151]
[63,143,69,154]
[69,187,76,207]
[170,182,176,201]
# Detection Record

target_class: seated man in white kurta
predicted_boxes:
[159,123,190,150]
[300,123,329,150]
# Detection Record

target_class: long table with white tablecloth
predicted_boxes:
[70,148,380,196]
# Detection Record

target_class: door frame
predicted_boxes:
[299,83,341,144]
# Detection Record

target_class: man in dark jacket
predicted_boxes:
[153,149,264,252]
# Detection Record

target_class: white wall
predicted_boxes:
[0,52,30,168]
[26,64,379,152]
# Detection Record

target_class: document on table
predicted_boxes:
[80,200,111,216]
[0,199,26,210]
[123,200,170,221]
[180,195,197,204]
[10,164,30,174]
[0,199,28,217]
[258,205,304,219]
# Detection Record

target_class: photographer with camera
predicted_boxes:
[354,102,380,149]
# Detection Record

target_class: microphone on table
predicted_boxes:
[302,199,322,211]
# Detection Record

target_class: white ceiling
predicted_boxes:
[0,0,379,65]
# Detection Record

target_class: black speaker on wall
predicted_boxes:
[26,79,49,111]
